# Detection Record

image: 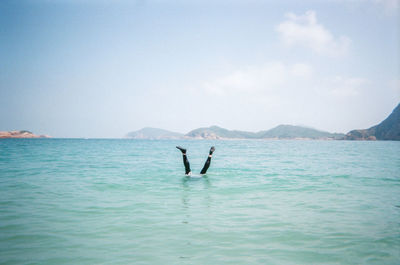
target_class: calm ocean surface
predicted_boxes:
[0,139,399,264]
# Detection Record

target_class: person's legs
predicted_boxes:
[176,146,191,175]
[200,146,215,174]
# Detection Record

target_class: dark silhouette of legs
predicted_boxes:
[200,146,215,174]
[176,146,191,175]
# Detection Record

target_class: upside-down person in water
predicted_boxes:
[176,146,215,176]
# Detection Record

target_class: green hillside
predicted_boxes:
[184,125,343,139]
[185,126,258,139]
[345,103,400,140]
[259,125,344,139]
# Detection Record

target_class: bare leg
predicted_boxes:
[177,146,191,175]
[200,146,215,174]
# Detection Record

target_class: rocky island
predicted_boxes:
[0,130,50,139]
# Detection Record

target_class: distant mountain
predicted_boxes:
[126,127,183,139]
[184,125,343,140]
[0,130,50,138]
[185,126,258,139]
[258,125,344,139]
[345,103,400,140]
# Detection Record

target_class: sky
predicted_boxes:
[0,0,399,138]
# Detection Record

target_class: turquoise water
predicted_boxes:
[0,139,399,264]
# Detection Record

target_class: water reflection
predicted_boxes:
[181,175,212,212]
[181,175,211,188]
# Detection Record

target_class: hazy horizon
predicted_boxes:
[126,117,394,135]
[1,0,399,138]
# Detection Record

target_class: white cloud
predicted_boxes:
[290,63,314,79]
[204,62,287,96]
[276,10,351,56]
[324,76,369,97]
[203,61,369,101]
[195,60,393,133]
[373,0,400,10]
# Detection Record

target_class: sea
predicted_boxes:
[0,139,399,264]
